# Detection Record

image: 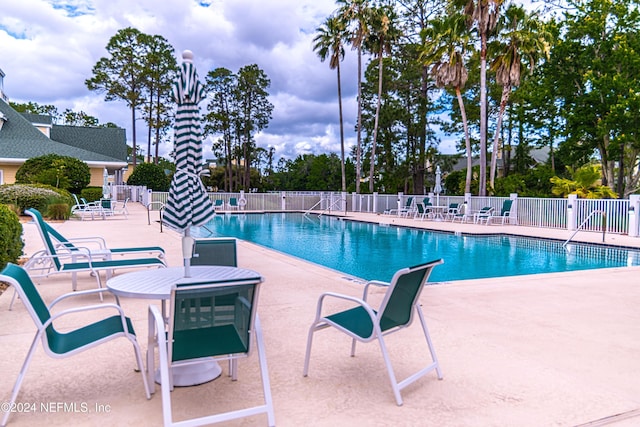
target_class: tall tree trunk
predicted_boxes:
[478,3,488,196]
[457,87,473,195]
[337,62,346,192]
[147,88,153,163]
[490,86,510,190]
[368,54,384,193]
[131,107,137,167]
[356,45,363,194]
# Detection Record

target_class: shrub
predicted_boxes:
[47,203,71,220]
[15,154,91,193]
[0,184,72,215]
[127,162,171,191]
[0,203,24,270]
[80,187,104,202]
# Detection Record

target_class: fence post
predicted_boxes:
[373,192,379,213]
[567,194,577,231]
[281,191,286,210]
[397,192,403,213]
[629,195,640,237]
[510,193,518,225]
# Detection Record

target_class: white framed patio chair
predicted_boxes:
[303,259,444,406]
[228,197,240,210]
[147,278,275,426]
[0,263,151,427]
[191,238,237,267]
[473,206,494,224]
[483,199,516,225]
[22,208,166,294]
[444,203,460,221]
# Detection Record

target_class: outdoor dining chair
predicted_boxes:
[0,263,151,427]
[147,279,275,426]
[303,259,444,406]
[191,238,238,267]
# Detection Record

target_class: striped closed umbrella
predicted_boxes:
[163,50,213,275]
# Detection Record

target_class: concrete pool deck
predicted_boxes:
[1,204,639,426]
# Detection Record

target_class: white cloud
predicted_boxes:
[0,0,459,165]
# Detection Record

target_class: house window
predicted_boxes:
[0,169,3,185]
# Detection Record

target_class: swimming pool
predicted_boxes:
[192,213,640,282]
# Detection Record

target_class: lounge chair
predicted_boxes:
[22,208,166,294]
[450,203,471,223]
[70,194,105,220]
[384,196,414,216]
[0,263,151,427]
[482,199,516,225]
[147,279,275,426]
[111,197,130,218]
[473,206,494,224]
[303,259,444,406]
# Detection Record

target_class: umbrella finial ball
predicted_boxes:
[182,50,194,63]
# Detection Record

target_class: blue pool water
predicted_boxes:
[192,213,640,282]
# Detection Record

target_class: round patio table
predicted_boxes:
[107,265,263,386]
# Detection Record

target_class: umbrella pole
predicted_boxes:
[182,228,195,277]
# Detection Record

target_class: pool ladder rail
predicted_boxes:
[304,197,347,218]
[563,209,606,248]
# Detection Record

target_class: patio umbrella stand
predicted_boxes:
[163,50,214,278]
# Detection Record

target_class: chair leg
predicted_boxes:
[302,323,317,377]
[9,287,19,310]
[416,306,443,380]
[254,315,276,426]
[376,334,404,406]
[129,338,151,399]
[1,334,41,427]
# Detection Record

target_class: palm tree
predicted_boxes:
[456,0,503,195]
[488,5,551,189]
[421,13,474,194]
[313,16,348,192]
[366,3,401,192]
[337,0,370,193]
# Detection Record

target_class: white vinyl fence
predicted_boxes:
[136,187,640,238]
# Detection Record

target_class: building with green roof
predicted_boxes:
[0,98,128,186]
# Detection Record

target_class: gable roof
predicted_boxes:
[50,125,127,162]
[0,99,126,165]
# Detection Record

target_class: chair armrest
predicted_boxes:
[314,291,378,324]
[48,288,111,309]
[362,280,390,301]
[62,236,108,250]
[148,304,166,340]
[45,302,132,337]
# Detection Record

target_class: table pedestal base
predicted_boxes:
[156,358,222,387]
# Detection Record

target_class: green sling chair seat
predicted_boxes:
[0,263,151,427]
[22,208,166,295]
[303,259,444,406]
[147,278,275,426]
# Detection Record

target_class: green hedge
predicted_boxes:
[0,203,24,270]
[0,184,73,215]
[80,187,104,202]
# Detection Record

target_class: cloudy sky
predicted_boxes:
[0,0,466,163]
